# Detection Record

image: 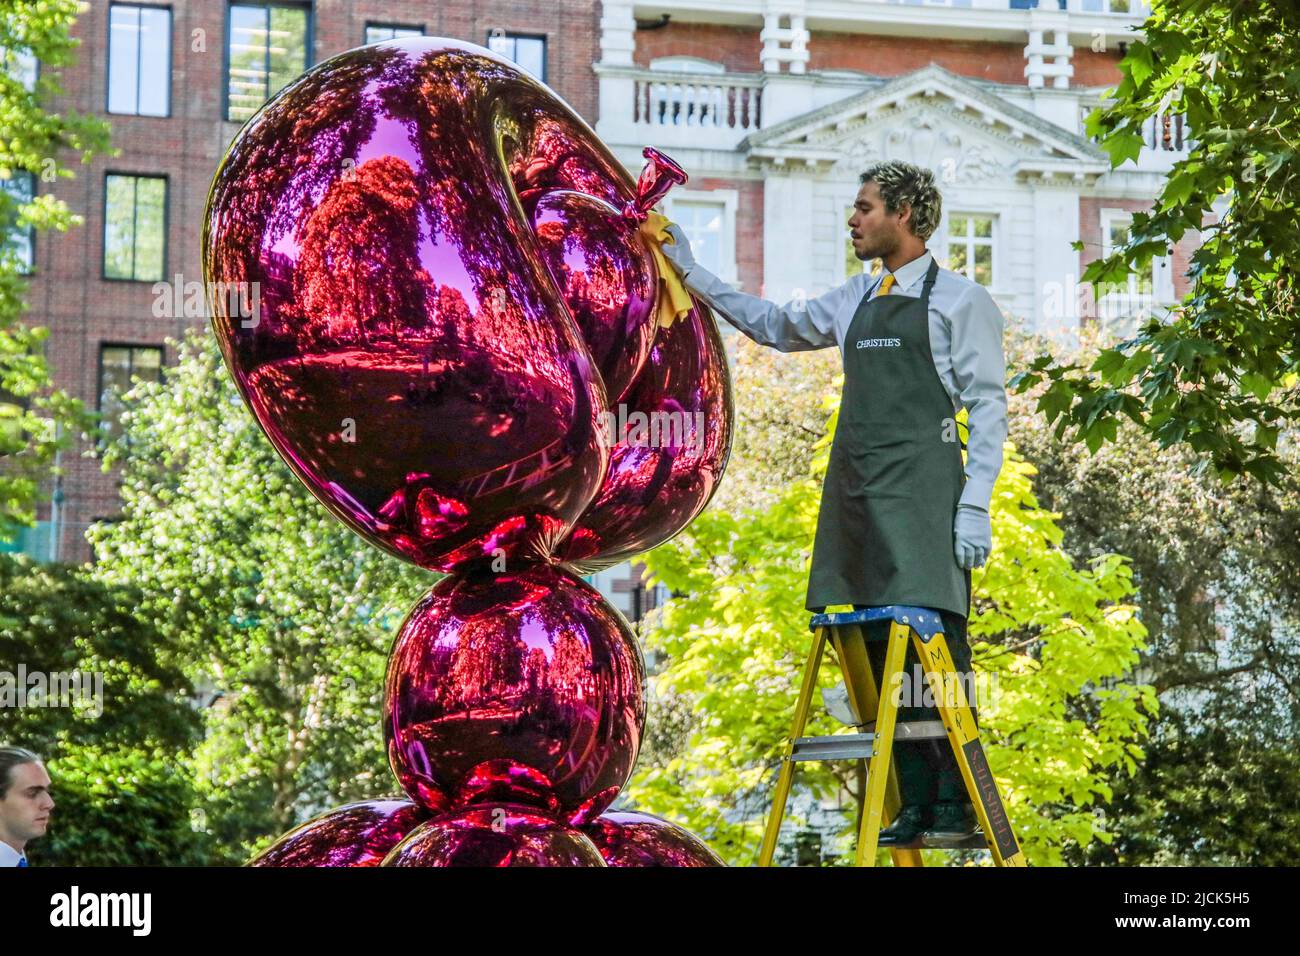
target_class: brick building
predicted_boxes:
[6,1,1201,626]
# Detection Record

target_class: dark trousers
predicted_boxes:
[852,606,978,806]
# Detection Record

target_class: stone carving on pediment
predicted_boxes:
[832,115,1010,182]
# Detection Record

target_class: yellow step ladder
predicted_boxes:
[758,605,1026,867]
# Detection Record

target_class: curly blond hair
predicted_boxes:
[860,161,942,242]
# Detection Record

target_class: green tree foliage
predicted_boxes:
[1010,327,1300,715]
[1010,325,1300,863]
[630,375,1156,866]
[0,554,210,865]
[1013,0,1300,487]
[0,0,111,536]
[1067,710,1300,867]
[89,330,433,858]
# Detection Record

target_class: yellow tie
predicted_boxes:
[877,273,895,297]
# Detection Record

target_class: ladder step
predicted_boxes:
[789,720,951,762]
[789,721,950,761]
[791,733,874,761]
[868,719,950,741]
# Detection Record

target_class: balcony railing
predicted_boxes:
[633,71,763,132]
[1080,99,1191,172]
[1142,108,1192,153]
[881,0,1150,13]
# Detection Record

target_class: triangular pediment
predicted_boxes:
[742,64,1108,182]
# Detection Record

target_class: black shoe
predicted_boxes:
[876,805,931,846]
[924,801,979,838]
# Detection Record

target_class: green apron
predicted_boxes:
[806,257,971,618]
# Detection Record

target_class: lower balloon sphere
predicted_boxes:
[248,799,427,867]
[382,804,607,867]
[384,564,646,823]
[583,809,727,867]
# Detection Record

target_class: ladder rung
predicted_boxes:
[870,719,950,741]
[789,720,951,762]
[790,733,874,761]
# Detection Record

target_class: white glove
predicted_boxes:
[660,223,698,280]
[953,504,992,570]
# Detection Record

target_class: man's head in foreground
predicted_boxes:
[0,746,54,855]
[848,160,943,265]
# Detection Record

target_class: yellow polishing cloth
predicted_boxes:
[640,210,695,330]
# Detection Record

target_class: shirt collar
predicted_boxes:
[876,249,933,294]
[0,841,24,867]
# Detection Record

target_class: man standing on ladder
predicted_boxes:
[660,159,1008,846]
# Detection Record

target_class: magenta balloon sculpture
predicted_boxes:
[203,35,732,573]
[584,809,727,867]
[204,35,732,867]
[529,190,658,406]
[384,564,646,823]
[205,38,610,573]
[557,299,734,573]
[248,800,427,867]
[383,804,607,867]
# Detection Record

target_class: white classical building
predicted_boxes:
[595,0,1195,343]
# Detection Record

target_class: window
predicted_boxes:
[365,23,424,44]
[1,173,35,274]
[104,174,167,281]
[1098,210,1171,326]
[7,47,37,92]
[486,31,545,81]
[98,345,164,443]
[666,190,738,286]
[108,3,172,116]
[226,2,311,122]
[946,214,996,287]
[672,202,725,276]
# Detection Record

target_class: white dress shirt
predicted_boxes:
[0,840,27,866]
[683,249,1008,514]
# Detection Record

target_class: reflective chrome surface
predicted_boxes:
[204,37,732,574]
[583,809,726,867]
[384,564,646,823]
[557,300,733,572]
[247,799,427,867]
[382,803,607,867]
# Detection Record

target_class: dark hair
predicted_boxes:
[859,160,943,242]
[0,747,42,800]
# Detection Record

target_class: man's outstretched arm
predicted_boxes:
[660,223,850,353]
[949,282,1009,569]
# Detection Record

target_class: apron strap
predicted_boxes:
[920,255,940,305]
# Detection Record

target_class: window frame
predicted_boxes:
[106,2,174,118]
[2,171,37,276]
[101,171,170,283]
[942,211,999,291]
[485,30,547,83]
[223,0,314,124]
[9,47,39,93]
[363,22,425,44]
[664,188,739,288]
[1099,207,1173,308]
[95,342,166,444]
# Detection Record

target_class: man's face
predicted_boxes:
[0,761,54,845]
[848,180,911,261]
